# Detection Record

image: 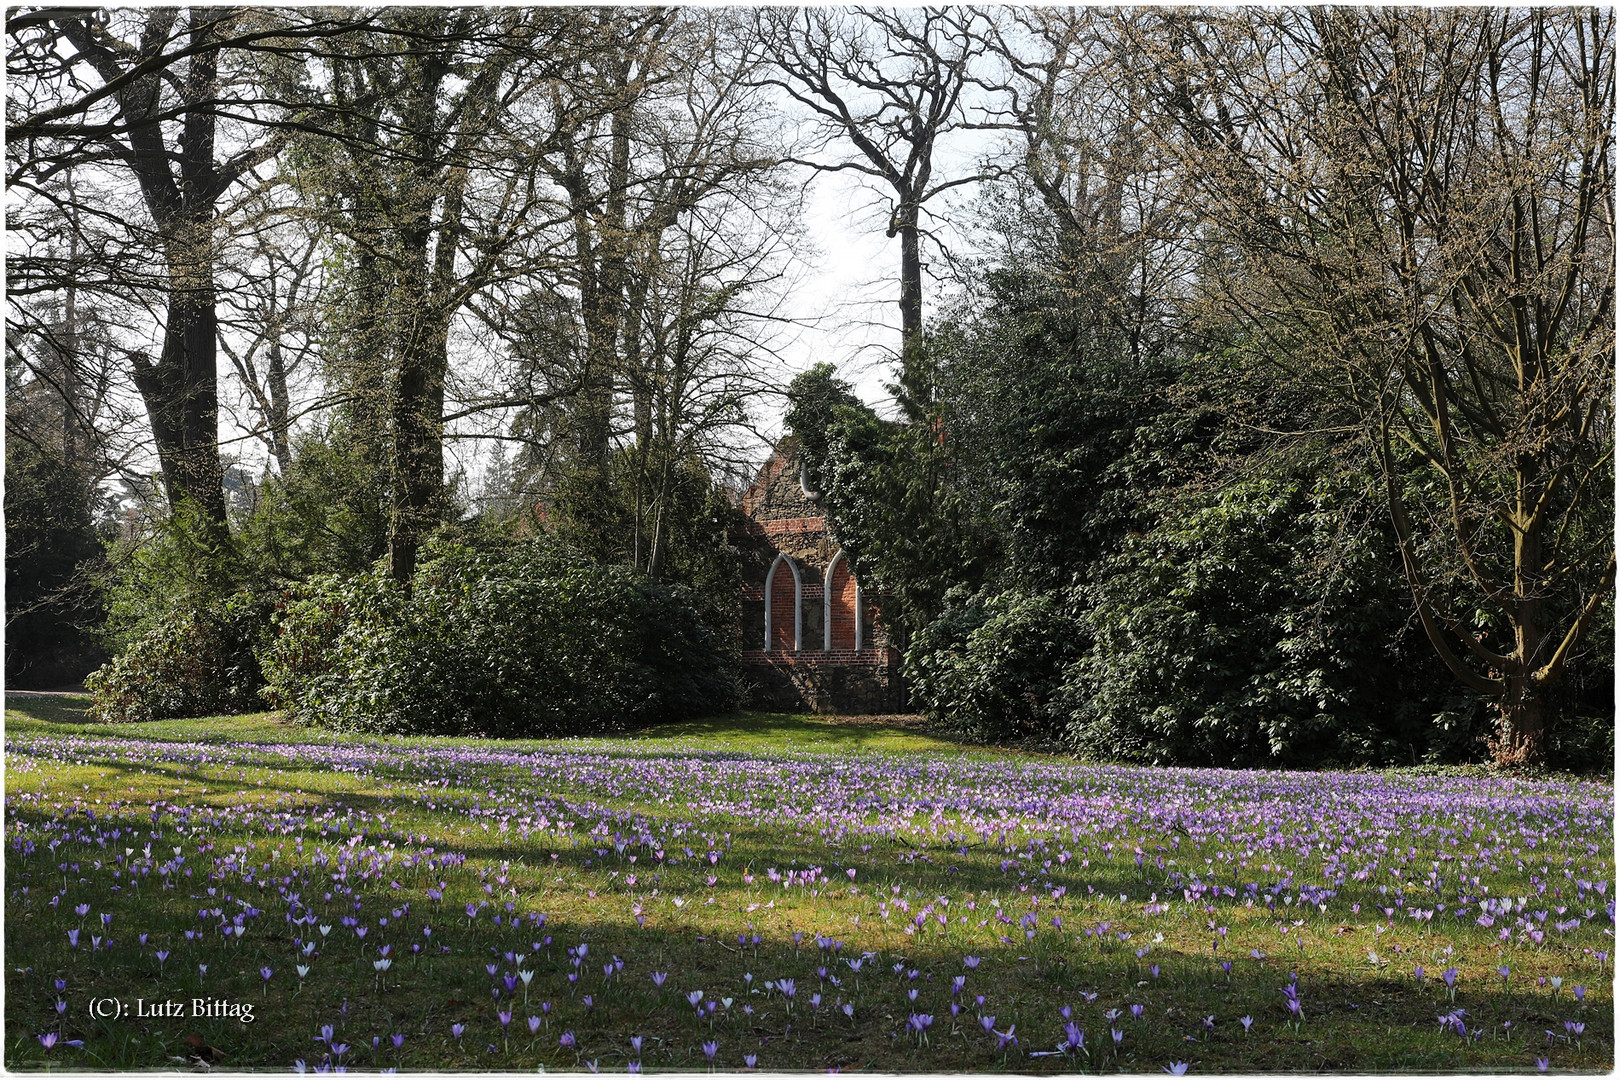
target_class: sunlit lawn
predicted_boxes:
[5,695,1612,1072]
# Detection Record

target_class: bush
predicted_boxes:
[1060,475,1485,767]
[905,589,1080,744]
[261,539,737,737]
[5,435,108,687]
[98,500,246,653]
[86,592,272,723]
[1547,712,1615,774]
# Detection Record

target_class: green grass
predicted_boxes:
[4,701,1611,1073]
[3,695,1038,759]
[6,694,331,745]
[621,712,1041,758]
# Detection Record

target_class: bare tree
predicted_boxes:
[524,8,679,482]
[474,8,794,571]
[975,7,1189,365]
[757,7,994,355]
[1125,8,1614,763]
[216,213,325,477]
[6,8,353,526]
[4,191,145,493]
[613,11,796,580]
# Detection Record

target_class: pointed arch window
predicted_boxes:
[763,553,802,651]
[824,550,864,651]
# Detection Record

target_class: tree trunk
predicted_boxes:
[572,63,636,472]
[385,109,442,588]
[133,265,226,525]
[896,201,923,353]
[646,443,674,584]
[265,335,293,476]
[386,310,448,586]
[1495,672,1547,766]
[384,26,472,587]
[62,7,231,528]
[647,502,667,584]
[1498,461,1550,765]
[60,277,80,468]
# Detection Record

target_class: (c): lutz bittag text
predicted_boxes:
[88,998,256,1023]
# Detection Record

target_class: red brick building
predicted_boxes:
[733,439,904,713]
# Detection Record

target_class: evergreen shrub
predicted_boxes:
[261,539,736,737]
[85,592,272,723]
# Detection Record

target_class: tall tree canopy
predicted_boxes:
[1120,7,1615,762]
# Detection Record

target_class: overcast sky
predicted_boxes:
[771,170,909,428]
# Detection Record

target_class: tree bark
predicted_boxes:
[57,9,230,525]
[385,32,459,586]
[265,335,292,476]
[132,272,225,525]
[895,201,923,353]
[386,308,448,586]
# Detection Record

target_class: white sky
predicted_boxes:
[772,169,909,427]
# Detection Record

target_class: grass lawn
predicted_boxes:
[4,695,1612,1073]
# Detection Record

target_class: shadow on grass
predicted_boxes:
[3,871,1605,1073]
[5,692,95,727]
[5,700,1048,763]
[5,695,334,747]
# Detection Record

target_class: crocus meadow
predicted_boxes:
[4,715,1612,1072]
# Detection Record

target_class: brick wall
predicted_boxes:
[736,440,907,713]
[740,652,905,714]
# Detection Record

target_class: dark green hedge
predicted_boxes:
[260,540,736,737]
[904,476,1499,767]
[85,592,272,724]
